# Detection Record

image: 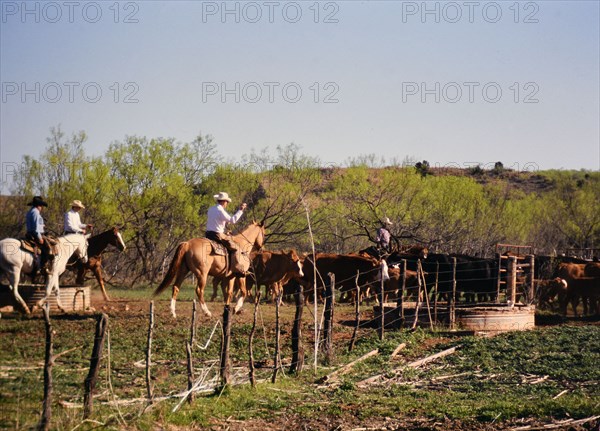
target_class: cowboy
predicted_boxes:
[205,192,247,273]
[25,196,53,277]
[375,217,393,253]
[64,199,93,234]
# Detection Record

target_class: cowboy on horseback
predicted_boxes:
[205,192,247,275]
[25,195,54,279]
[63,199,93,234]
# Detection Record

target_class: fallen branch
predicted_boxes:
[390,343,407,358]
[357,346,460,387]
[552,389,569,400]
[406,347,458,369]
[511,415,600,430]
[318,349,379,383]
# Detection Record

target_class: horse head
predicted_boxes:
[111,226,127,251]
[79,234,90,264]
[251,220,266,250]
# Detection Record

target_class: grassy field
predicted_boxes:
[0,285,599,430]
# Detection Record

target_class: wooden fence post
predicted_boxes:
[396,259,406,328]
[348,271,360,352]
[496,253,503,303]
[220,304,233,386]
[145,301,154,404]
[411,259,422,330]
[528,255,535,304]
[186,300,197,403]
[84,313,109,418]
[38,303,53,431]
[450,257,457,329]
[290,283,304,374]
[272,290,283,383]
[323,273,335,363]
[433,261,439,322]
[508,256,517,305]
[378,269,385,340]
[249,291,261,387]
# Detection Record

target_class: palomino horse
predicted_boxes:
[0,233,89,314]
[154,222,265,318]
[64,227,126,301]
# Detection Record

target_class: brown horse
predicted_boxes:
[153,222,265,318]
[64,227,126,301]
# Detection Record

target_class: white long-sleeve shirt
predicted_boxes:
[64,209,87,233]
[206,204,243,233]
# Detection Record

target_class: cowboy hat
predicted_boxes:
[70,200,85,209]
[27,196,48,207]
[213,192,232,202]
[383,217,393,226]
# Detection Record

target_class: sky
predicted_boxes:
[1,0,599,191]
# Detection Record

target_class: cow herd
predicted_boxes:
[220,247,600,318]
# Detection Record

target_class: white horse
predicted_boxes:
[0,234,88,314]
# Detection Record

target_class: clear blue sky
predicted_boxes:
[1,0,599,189]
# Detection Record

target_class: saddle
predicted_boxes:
[206,239,250,275]
[207,239,227,256]
[20,238,37,254]
[19,236,58,256]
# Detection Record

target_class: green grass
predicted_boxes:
[1,287,599,430]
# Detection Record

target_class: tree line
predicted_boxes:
[1,127,598,286]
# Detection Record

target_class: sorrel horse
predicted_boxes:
[64,227,126,301]
[0,233,88,314]
[153,222,265,318]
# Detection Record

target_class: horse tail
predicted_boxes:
[153,242,188,297]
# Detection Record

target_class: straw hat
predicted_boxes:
[383,217,393,226]
[213,192,232,202]
[70,200,85,209]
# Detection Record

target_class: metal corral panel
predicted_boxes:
[0,284,91,312]
[455,305,535,333]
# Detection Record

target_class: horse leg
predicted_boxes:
[170,265,190,319]
[193,271,211,317]
[234,277,247,314]
[53,276,66,313]
[76,264,86,286]
[93,264,110,301]
[9,271,31,315]
[210,277,219,302]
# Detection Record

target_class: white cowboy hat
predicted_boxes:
[213,192,232,202]
[383,217,393,225]
[70,200,85,209]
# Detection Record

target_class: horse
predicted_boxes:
[153,222,265,318]
[64,227,126,301]
[0,233,89,314]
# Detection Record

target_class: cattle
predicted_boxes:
[210,249,304,304]
[535,255,590,279]
[555,263,598,316]
[387,252,498,304]
[536,277,568,309]
[379,265,420,303]
[562,276,600,316]
[300,253,389,304]
[246,249,304,304]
